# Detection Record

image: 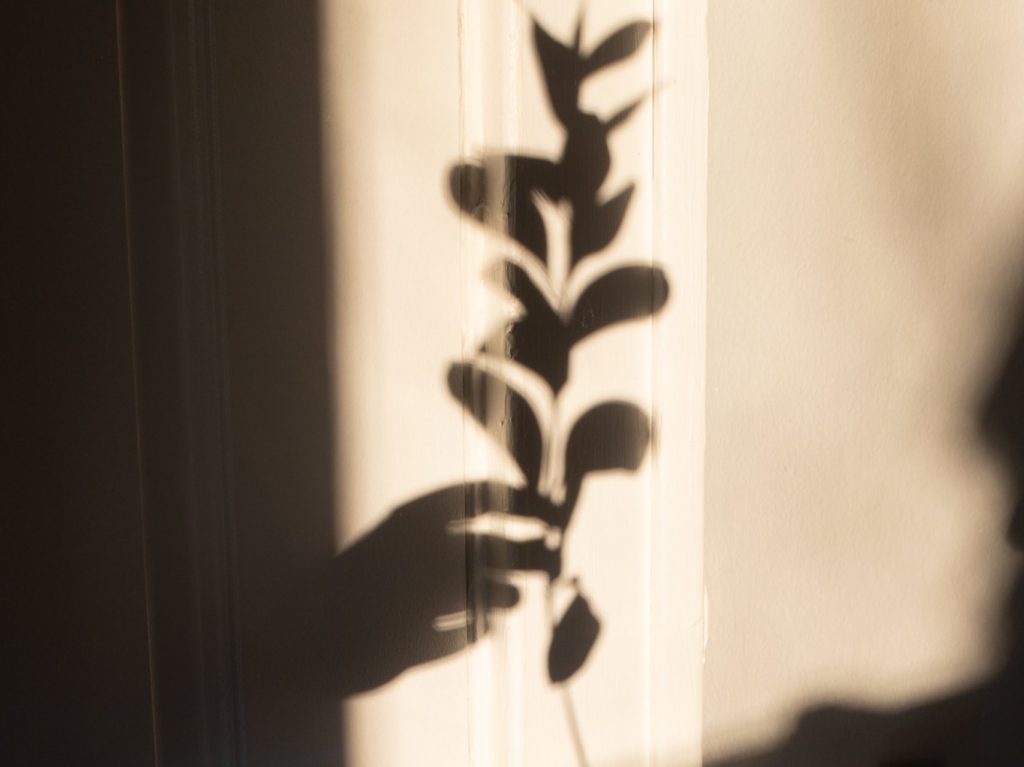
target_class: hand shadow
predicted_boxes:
[329,481,560,697]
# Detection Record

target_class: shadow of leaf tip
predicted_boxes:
[445,362,463,396]
[548,591,601,684]
[448,162,487,219]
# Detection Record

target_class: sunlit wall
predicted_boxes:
[320,1,706,765]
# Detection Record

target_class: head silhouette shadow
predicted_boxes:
[708,278,1024,767]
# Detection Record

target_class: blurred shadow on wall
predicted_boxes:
[708,272,1024,765]
[704,4,1024,764]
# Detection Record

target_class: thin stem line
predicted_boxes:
[561,685,589,767]
[546,583,588,766]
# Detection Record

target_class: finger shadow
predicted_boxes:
[329,481,560,697]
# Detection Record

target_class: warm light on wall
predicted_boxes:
[320,0,707,764]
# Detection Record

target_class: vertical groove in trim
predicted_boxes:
[185,1,246,760]
[201,0,248,759]
[116,0,244,762]
[113,0,163,762]
[648,1,658,762]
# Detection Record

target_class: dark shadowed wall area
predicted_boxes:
[210,2,342,764]
[5,2,341,765]
[4,4,155,765]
